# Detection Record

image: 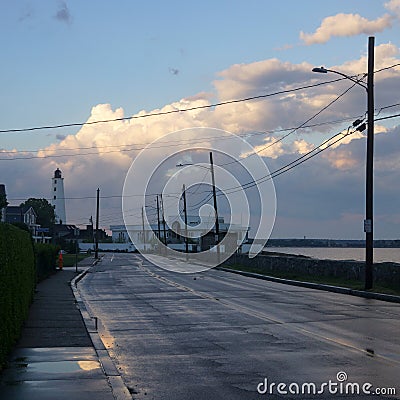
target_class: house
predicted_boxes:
[1,204,53,243]
[2,205,40,236]
[53,224,80,241]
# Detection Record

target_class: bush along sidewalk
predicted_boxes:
[0,223,35,369]
[34,243,59,282]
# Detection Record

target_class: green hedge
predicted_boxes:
[0,223,35,368]
[35,243,58,282]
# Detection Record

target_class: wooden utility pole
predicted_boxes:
[365,36,375,290]
[160,194,167,248]
[209,152,220,264]
[95,188,100,259]
[141,206,147,252]
[182,184,189,260]
[156,195,161,254]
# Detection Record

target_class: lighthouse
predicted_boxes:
[51,168,66,224]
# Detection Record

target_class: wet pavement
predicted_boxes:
[0,259,127,400]
[0,347,113,400]
[78,253,400,400]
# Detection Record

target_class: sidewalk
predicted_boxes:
[0,258,128,400]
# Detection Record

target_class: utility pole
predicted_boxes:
[160,194,167,249]
[182,184,189,260]
[95,188,100,259]
[365,36,375,290]
[156,195,161,254]
[90,216,95,254]
[75,236,78,273]
[312,36,375,290]
[209,152,220,264]
[141,206,147,252]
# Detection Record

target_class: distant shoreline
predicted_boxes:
[261,239,400,248]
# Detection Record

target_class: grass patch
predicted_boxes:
[223,264,400,296]
[61,254,91,267]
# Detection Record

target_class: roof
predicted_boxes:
[5,206,22,214]
[6,205,37,216]
[21,205,37,216]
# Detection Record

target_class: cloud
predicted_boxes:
[385,0,400,19]
[300,13,393,45]
[2,43,399,238]
[274,43,294,52]
[56,134,66,141]
[54,1,71,24]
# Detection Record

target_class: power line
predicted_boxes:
[0,114,361,159]
[0,77,369,134]
[165,126,363,212]
[6,112,399,203]
[220,78,365,168]
[0,109,393,162]
[185,125,363,206]
[375,113,400,122]
[0,62,398,138]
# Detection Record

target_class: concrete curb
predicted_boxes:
[71,256,132,400]
[217,266,400,304]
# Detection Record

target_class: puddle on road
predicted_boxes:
[16,360,100,374]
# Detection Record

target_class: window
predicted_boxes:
[54,195,56,199]
[54,180,57,184]
[54,187,56,191]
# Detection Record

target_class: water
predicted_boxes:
[264,247,400,264]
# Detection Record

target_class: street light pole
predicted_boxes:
[182,184,189,260]
[95,188,100,260]
[160,194,168,250]
[156,195,161,254]
[312,36,375,290]
[209,152,220,265]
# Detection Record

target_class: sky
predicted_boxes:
[1,0,400,240]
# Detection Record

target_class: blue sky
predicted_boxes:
[1,0,398,150]
[1,1,399,239]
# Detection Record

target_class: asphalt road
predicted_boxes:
[78,253,400,399]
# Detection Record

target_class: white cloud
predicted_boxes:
[385,0,400,19]
[292,139,314,155]
[2,43,400,238]
[300,13,393,45]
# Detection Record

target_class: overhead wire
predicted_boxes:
[1,62,398,136]
[0,78,354,134]
[220,76,366,168]
[6,111,399,204]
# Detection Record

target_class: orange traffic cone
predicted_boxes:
[58,252,63,270]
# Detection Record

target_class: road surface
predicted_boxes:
[78,253,400,399]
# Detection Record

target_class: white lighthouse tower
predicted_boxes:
[51,168,66,224]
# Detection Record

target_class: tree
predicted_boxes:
[20,198,55,229]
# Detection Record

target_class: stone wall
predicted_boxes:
[224,253,400,289]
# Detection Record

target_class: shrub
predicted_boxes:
[34,243,58,282]
[0,223,35,368]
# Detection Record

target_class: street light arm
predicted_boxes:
[312,66,368,91]
[176,163,211,171]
